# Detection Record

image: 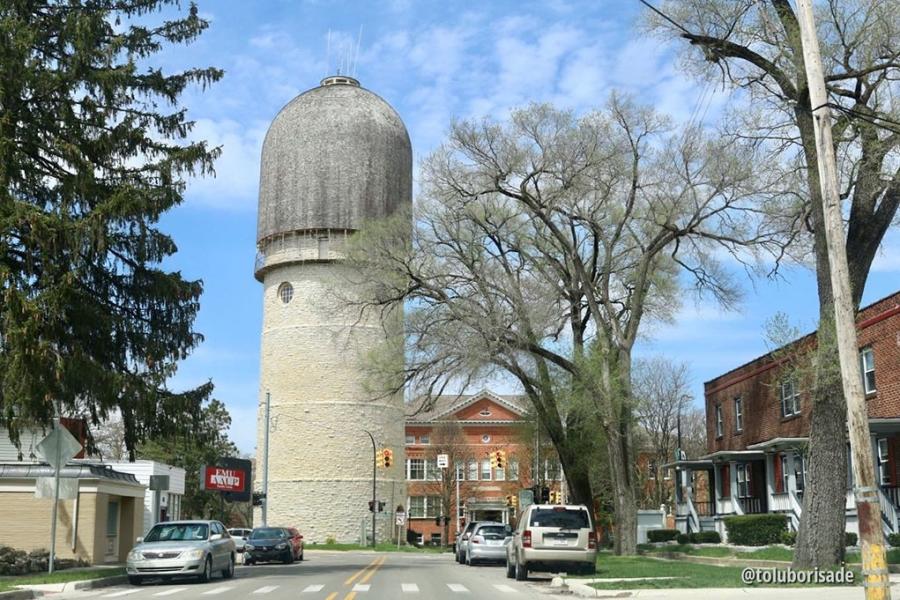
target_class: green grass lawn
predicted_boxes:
[0,567,125,592]
[582,554,859,589]
[305,542,448,553]
[735,546,794,561]
[639,544,733,558]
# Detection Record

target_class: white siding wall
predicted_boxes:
[104,461,185,534]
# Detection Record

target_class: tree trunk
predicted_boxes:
[606,425,638,555]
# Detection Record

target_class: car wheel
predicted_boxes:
[582,563,596,576]
[245,559,254,566]
[505,559,515,579]
[464,551,471,566]
[128,575,143,586]
[198,557,213,583]
[515,559,527,581]
[298,548,304,562]
[283,550,293,565]
[222,554,235,579]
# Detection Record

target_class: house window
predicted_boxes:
[405,434,415,445]
[481,459,492,480]
[419,434,430,445]
[467,459,478,481]
[479,408,492,417]
[780,379,801,417]
[425,459,440,481]
[649,460,658,480]
[736,463,751,498]
[277,282,293,304]
[409,496,425,518]
[495,465,506,481]
[509,459,519,481]
[455,460,465,481]
[407,458,425,481]
[794,452,807,492]
[861,348,876,394]
[734,397,743,433]
[664,467,672,480]
[426,496,442,518]
[878,438,890,485]
[545,460,562,481]
[715,404,723,438]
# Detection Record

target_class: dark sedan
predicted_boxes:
[244,527,303,565]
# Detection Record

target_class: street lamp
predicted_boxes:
[362,429,377,548]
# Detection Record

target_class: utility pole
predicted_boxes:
[261,391,271,527]
[363,430,377,548]
[795,2,890,598]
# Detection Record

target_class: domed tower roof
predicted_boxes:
[257,76,412,243]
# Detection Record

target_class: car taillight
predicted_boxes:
[588,531,597,549]
[522,530,532,548]
[472,535,483,544]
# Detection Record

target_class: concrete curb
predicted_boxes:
[64,575,129,591]
[0,590,39,600]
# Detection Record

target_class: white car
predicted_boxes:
[126,520,236,585]
[227,528,252,552]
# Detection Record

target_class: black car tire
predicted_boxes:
[128,576,143,586]
[515,559,527,581]
[223,555,235,579]
[582,563,597,576]
[198,557,213,583]
[298,548,304,561]
[283,550,293,565]
[505,559,515,579]
[245,559,254,566]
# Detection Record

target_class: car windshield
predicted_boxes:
[477,526,508,538]
[250,528,285,539]
[144,523,209,542]
[529,509,590,529]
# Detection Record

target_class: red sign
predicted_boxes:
[202,466,246,493]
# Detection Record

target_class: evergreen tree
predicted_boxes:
[0,1,222,456]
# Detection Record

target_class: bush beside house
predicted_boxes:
[647,529,679,543]
[724,515,787,546]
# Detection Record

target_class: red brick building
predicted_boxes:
[404,390,563,545]
[672,291,900,540]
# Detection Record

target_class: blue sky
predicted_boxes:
[154,0,900,454]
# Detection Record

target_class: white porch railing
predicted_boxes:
[686,492,700,533]
[877,488,899,536]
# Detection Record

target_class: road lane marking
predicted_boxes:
[493,584,518,593]
[153,588,189,596]
[343,593,356,600]
[325,593,338,600]
[252,586,279,594]
[202,587,234,595]
[447,583,470,593]
[401,583,419,592]
[344,556,381,586]
[103,591,141,598]
[352,584,370,592]
[303,584,325,592]
[359,556,386,585]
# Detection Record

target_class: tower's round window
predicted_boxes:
[481,434,491,443]
[277,282,294,304]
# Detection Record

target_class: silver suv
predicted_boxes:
[505,504,597,580]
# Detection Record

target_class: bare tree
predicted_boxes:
[648,0,900,568]
[419,421,467,545]
[347,97,782,554]
[91,416,129,461]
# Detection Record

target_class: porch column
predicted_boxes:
[712,464,722,514]
[765,453,775,512]
[729,461,741,514]
[785,452,797,495]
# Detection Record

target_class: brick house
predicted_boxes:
[404,390,563,545]
[670,290,900,540]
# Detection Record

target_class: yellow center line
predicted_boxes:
[359,556,386,584]
[343,594,356,600]
[343,556,380,586]
[324,593,338,600]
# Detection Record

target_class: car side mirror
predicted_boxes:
[135,537,143,543]
[210,534,223,541]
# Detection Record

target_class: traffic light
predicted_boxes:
[540,486,550,503]
[376,449,384,468]
[505,494,513,507]
[495,450,505,469]
[490,452,497,469]
[383,449,393,468]
[549,490,560,504]
[252,492,266,506]
[434,516,441,526]
[510,494,518,509]
[378,501,385,513]
[369,500,375,512]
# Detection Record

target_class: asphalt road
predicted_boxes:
[49,551,562,600]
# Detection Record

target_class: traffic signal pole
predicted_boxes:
[795,2,890,598]
[363,430,377,548]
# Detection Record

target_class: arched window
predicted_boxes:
[278,282,294,304]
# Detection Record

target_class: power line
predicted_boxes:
[637,0,690,35]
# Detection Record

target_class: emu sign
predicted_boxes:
[201,466,246,492]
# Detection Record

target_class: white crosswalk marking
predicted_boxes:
[153,588,189,596]
[353,583,371,592]
[447,583,470,593]
[201,587,234,595]
[252,586,279,594]
[302,584,324,593]
[103,591,141,598]
[493,584,518,593]
[401,583,420,593]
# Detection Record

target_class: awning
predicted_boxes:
[660,459,714,469]
[746,437,808,451]
[700,449,765,461]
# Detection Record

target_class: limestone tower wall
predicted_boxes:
[254,76,410,542]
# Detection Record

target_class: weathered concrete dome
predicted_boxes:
[257,76,412,243]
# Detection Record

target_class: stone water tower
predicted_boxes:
[254,75,410,542]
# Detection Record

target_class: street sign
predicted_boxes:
[437,454,449,469]
[218,457,252,502]
[149,475,170,491]
[201,465,247,493]
[36,427,82,470]
[396,511,407,526]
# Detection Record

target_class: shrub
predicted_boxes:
[324,536,337,545]
[845,532,858,547]
[888,533,900,547]
[647,529,679,543]
[780,531,797,546]
[692,531,722,544]
[676,533,690,544]
[724,514,788,546]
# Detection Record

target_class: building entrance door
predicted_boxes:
[105,499,120,563]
